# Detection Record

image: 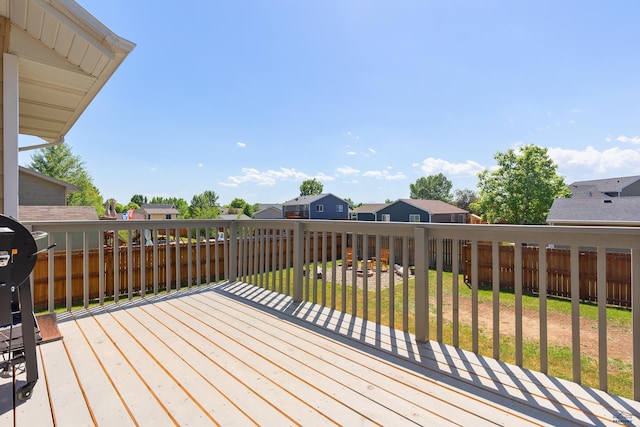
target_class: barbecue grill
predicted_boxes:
[0,215,51,402]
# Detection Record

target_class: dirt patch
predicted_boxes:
[321,265,632,364]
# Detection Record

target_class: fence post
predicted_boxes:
[293,221,304,303]
[415,226,429,343]
[229,222,238,282]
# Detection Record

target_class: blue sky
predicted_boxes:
[19,1,640,206]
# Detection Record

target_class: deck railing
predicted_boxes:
[24,218,640,400]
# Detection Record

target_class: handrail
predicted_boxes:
[23,218,640,400]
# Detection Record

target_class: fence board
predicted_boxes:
[462,244,632,307]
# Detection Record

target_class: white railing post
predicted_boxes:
[415,226,429,343]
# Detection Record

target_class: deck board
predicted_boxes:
[1,281,639,426]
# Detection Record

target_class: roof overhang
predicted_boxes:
[0,0,135,147]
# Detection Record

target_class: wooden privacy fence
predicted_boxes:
[31,232,343,310]
[32,241,227,310]
[462,244,632,307]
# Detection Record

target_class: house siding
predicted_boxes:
[355,212,377,221]
[309,195,349,220]
[19,172,67,206]
[377,201,431,223]
[621,181,640,197]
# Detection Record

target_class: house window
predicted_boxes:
[166,214,172,220]
[316,205,324,212]
[409,214,420,222]
[381,214,391,222]
[336,205,343,212]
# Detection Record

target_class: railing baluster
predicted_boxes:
[176,227,181,287]
[66,232,72,311]
[452,239,459,348]
[389,237,395,330]
[321,231,327,307]
[48,232,55,313]
[341,232,347,313]
[362,233,369,320]
[632,246,640,400]
[539,242,548,373]
[375,234,381,325]
[140,228,146,298]
[127,229,133,300]
[402,236,409,333]
[436,237,443,342]
[305,230,311,302]
[492,241,500,359]
[515,242,523,367]
[292,221,303,303]
[570,245,581,384]
[597,246,607,391]
[153,229,159,295]
[83,231,89,309]
[471,239,479,353]
[204,227,210,286]
[187,228,192,289]
[414,227,428,343]
[165,227,171,293]
[195,228,201,286]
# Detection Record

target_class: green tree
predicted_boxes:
[472,144,571,224]
[409,173,453,202]
[130,194,147,206]
[300,178,323,196]
[189,190,220,218]
[28,143,104,213]
[453,188,478,213]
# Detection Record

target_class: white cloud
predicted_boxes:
[548,146,640,175]
[571,108,582,113]
[314,172,336,182]
[368,148,376,154]
[346,151,357,156]
[336,165,360,176]
[420,158,484,176]
[220,167,310,187]
[236,142,246,148]
[198,163,204,168]
[616,135,640,145]
[363,170,406,180]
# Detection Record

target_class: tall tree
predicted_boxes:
[189,190,220,218]
[28,143,104,212]
[473,144,571,224]
[130,194,147,206]
[453,188,478,213]
[299,178,323,196]
[227,198,258,217]
[409,173,453,202]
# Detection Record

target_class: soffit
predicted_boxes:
[0,0,135,144]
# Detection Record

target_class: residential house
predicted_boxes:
[546,175,640,226]
[19,167,78,207]
[547,197,640,226]
[376,199,468,223]
[570,175,640,198]
[137,204,180,220]
[254,204,283,220]
[282,194,349,220]
[351,203,389,221]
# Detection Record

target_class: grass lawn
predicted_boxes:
[254,263,634,399]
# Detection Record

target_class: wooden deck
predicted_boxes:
[1,281,639,426]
